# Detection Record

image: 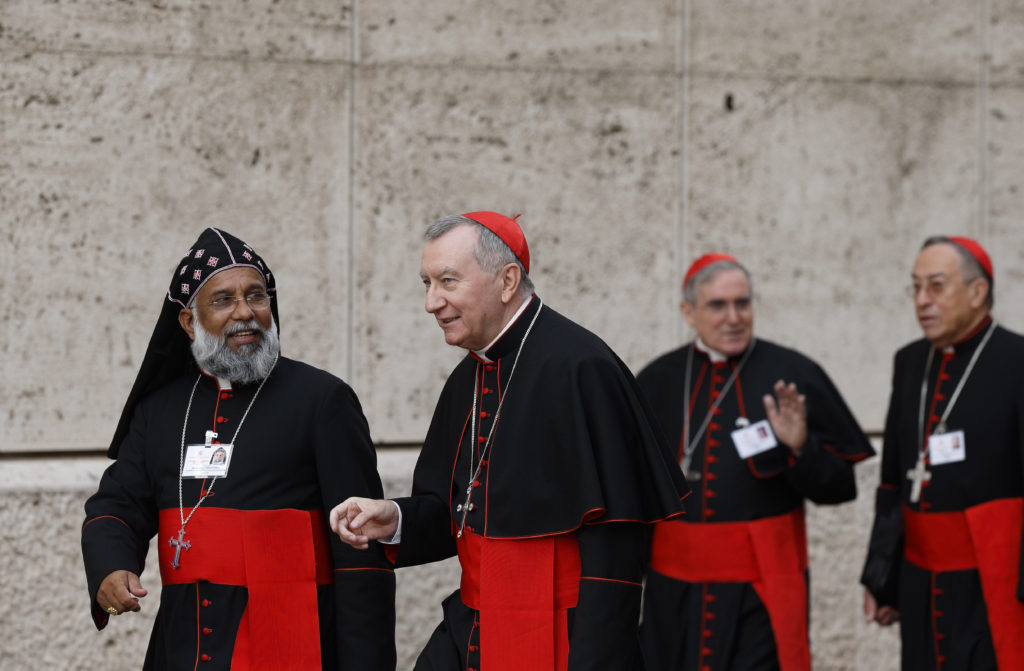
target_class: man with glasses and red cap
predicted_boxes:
[81,228,396,670]
[638,253,874,671]
[862,236,1024,670]
[330,212,688,670]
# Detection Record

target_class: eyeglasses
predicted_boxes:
[207,292,271,312]
[699,297,752,314]
[906,278,973,300]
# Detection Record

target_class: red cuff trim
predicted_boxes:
[580,576,641,588]
[82,515,131,531]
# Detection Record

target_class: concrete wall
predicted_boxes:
[2,0,1021,669]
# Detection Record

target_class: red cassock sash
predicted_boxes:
[158,508,333,670]
[649,508,810,671]
[457,531,581,671]
[903,498,1024,670]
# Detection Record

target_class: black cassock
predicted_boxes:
[862,319,1024,670]
[389,296,688,671]
[82,357,396,671]
[637,339,873,671]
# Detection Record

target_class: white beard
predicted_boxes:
[190,313,280,384]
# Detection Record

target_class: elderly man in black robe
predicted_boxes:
[81,228,396,670]
[638,253,874,671]
[862,236,1024,670]
[331,211,688,671]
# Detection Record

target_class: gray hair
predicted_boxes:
[683,260,752,304]
[425,215,535,294]
[921,236,993,309]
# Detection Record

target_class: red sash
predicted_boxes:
[903,498,1024,670]
[158,508,333,670]
[649,509,810,671]
[457,531,581,671]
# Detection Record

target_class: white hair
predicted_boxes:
[190,311,280,383]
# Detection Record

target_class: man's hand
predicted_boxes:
[97,570,147,616]
[863,588,899,626]
[763,379,808,457]
[329,497,399,550]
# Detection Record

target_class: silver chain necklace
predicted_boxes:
[679,339,757,481]
[917,320,996,445]
[169,356,278,568]
[906,321,995,504]
[456,299,543,538]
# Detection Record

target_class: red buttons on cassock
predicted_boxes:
[202,599,211,607]
[201,654,211,662]
[203,627,212,635]
[216,416,228,424]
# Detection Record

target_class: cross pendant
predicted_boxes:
[168,528,191,569]
[680,453,702,482]
[456,485,475,539]
[906,455,931,503]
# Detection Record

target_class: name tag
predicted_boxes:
[732,419,778,459]
[928,430,966,465]
[181,443,234,478]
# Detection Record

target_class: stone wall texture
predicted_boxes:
[2,0,1021,669]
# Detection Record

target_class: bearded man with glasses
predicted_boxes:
[81,228,396,671]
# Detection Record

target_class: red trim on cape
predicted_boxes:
[458,530,580,671]
[903,499,1024,670]
[649,508,810,671]
[158,508,333,670]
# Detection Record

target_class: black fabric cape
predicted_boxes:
[391,296,688,671]
[82,357,396,671]
[862,320,1024,670]
[637,339,874,671]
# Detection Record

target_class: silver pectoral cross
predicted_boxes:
[168,528,191,569]
[456,485,476,539]
[906,455,932,503]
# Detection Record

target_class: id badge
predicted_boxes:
[181,442,234,478]
[731,419,778,459]
[928,430,966,465]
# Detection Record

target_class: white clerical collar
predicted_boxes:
[200,367,233,391]
[473,295,535,363]
[694,337,728,364]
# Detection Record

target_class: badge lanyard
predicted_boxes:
[169,356,278,569]
[679,339,757,480]
[916,321,995,451]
